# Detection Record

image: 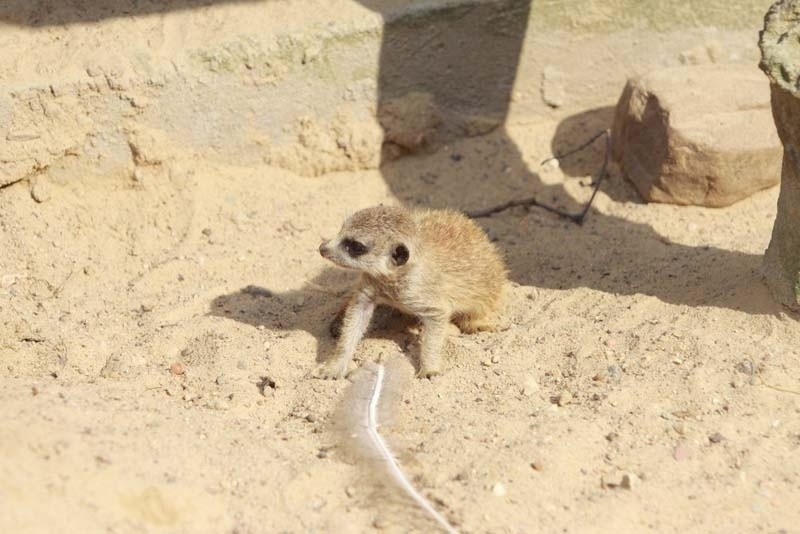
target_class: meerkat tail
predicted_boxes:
[365,365,458,534]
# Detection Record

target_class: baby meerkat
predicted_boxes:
[314,204,508,379]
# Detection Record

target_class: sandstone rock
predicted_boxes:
[759,0,800,311]
[263,109,383,177]
[377,91,441,158]
[611,65,782,207]
[541,65,568,108]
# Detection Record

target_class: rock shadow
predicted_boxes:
[354,0,782,317]
[380,124,780,315]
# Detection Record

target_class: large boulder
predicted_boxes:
[611,64,782,207]
[759,0,800,311]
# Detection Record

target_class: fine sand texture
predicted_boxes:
[1,1,799,533]
[2,117,799,533]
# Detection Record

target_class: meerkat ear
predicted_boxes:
[391,243,409,266]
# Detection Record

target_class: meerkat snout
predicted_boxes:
[319,241,331,258]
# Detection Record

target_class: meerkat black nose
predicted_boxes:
[319,242,330,258]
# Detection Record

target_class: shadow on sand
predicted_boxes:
[209,268,421,367]
[210,0,787,361]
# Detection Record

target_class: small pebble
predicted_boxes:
[30,180,52,203]
[556,390,573,406]
[201,228,212,236]
[345,486,356,498]
[454,470,470,482]
[130,96,148,109]
[620,473,638,490]
[709,432,725,444]
[169,362,185,376]
[530,460,544,472]
[543,158,560,171]
[673,441,691,461]
[736,360,754,375]
[521,377,539,396]
[492,482,506,497]
[607,365,621,379]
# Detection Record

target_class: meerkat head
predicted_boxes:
[319,205,415,277]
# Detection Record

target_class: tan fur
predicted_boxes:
[313,204,508,379]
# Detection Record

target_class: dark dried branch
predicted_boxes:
[467,129,611,225]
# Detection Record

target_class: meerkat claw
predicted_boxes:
[416,366,441,380]
[313,360,347,380]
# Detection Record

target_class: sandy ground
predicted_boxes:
[1,115,799,533]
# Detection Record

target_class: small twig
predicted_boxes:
[540,128,609,167]
[30,265,75,301]
[755,376,800,396]
[51,266,75,298]
[467,129,611,225]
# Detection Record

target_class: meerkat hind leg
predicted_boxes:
[452,312,496,334]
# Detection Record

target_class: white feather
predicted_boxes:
[334,362,459,533]
[365,365,458,534]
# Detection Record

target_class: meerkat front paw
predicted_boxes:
[416,365,441,380]
[312,359,348,380]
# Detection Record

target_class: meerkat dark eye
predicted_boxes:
[392,243,409,266]
[341,238,368,258]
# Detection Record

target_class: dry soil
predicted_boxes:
[1,116,799,533]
